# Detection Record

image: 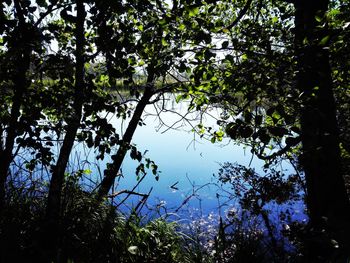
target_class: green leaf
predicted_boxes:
[178,24,186,31]
[319,35,330,46]
[327,9,340,17]
[137,23,144,31]
[158,19,166,25]
[161,38,168,47]
[188,7,199,17]
[315,15,322,22]
[241,54,248,61]
[83,169,92,175]
[175,94,182,103]
[222,28,229,34]
[210,76,218,82]
[138,60,145,66]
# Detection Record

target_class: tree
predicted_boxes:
[2,1,219,260]
[294,0,350,257]
[93,0,219,199]
[44,0,86,260]
[177,0,350,258]
[0,0,60,209]
[0,0,35,209]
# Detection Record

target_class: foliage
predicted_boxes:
[1,0,350,261]
[1,177,306,263]
[176,0,299,162]
[118,216,189,263]
[0,175,189,263]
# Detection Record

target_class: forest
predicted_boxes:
[1,0,350,262]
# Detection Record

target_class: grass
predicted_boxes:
[0,169,305,263]
[0,121,310,262]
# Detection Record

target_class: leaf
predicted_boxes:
[241,54,248,61]
[37,0,47,7]
[319,35,330,46]
[285,137,300,146]
[268,127,288,137]
[161,38,168,47]
[128,56,136,65]
[222,28,230,34]
[83,169,92,175]
[226,131,237,140]
[315,15,322,22]
[128,246,138,255]
[151,164,158,175]
[258,130,271,144]
[178,24,186,31]
[158,19,166,25]
[130,146,141,161]
[210,76,218,82]
[239,126,253,138]
[188,6,199,17]
[136,163,145,176]
[221,41,229,49]
[175,94,183,103]
[328,9,340,16]
[137,23,144,31]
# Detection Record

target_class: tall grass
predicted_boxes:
[0,168,305,263]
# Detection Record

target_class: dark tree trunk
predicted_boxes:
[96,86,154,200]
[0,52,30,208]
[96,49,157,199]
[294,0,350,257]
[44,1,86,261]
[0,0,31,210]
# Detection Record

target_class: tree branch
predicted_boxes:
[221,0,253,32]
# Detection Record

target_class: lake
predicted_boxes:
[75,94,304,221]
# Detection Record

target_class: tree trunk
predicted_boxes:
[96,86,154,200]
[45,1,86,261]
[0,52,30,208]
[0,0,31,210]
[294,0,350,257]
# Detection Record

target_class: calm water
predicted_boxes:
[77,94,302,219]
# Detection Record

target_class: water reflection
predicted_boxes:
[85,94,293,217]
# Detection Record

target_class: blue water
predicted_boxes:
[11,93,306,235]
[76,95,300,219]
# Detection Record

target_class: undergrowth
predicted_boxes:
[0,175,303,263]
